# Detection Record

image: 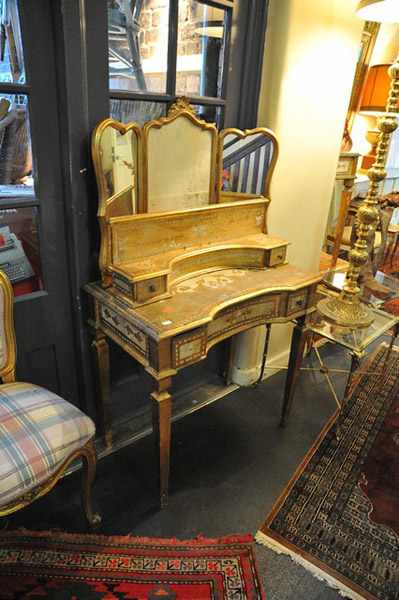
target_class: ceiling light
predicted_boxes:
[356,0,399,23]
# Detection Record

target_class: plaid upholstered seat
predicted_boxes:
[0,382,95,507]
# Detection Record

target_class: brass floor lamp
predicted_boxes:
[318,57,399,327]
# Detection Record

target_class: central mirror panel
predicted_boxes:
[143,101,218,212]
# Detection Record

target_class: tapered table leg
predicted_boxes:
[280,315,308,427]
[91,331,112,448]
[383,321,399,373]
[151,377,172,509]
[344,352,361,399]
[254,323,272,387]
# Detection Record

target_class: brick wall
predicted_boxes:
[139,0,201,60]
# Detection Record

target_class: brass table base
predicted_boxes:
[317,295,374,328]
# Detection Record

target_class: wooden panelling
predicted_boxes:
[110,199,267,265]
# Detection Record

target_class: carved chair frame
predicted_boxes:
[0,271,100,528]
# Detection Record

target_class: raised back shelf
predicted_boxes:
[108,199,288,304]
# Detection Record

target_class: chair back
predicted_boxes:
[0,270,16,382]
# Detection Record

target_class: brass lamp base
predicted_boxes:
[317,295,374,328]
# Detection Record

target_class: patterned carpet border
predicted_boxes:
[256,344,399,600]
[0,530,265,599]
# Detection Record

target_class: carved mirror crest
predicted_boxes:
[219,128,279,199]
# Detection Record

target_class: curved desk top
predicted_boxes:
[87,264,320,340]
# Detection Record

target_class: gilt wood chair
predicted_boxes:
[0,270,101,528]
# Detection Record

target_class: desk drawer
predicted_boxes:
[100,304,148,357]
[207,295,281,341]
[286,290,308,315]
[173,329,206,368]
[268,246,287,267]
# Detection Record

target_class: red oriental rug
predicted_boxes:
[256,345,399,600]
[0,531,265,600]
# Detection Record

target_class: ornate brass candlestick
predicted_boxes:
[318,59,399,328]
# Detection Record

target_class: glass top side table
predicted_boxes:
[279,306,399,429]
[323,269,399,308]
[308,306,398,353]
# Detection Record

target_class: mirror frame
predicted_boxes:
[218,127,279,199]
[92,118,143,284]
[346,21,380,132]
[142,98,219,212]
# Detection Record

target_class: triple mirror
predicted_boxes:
[92,98,279,220]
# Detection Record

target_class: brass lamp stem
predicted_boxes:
[318,57,399,328]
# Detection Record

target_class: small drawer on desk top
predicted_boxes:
[135,277,166,303]
[267,246,287,267]
[286,290,308,315]
[100,305,148,356]
[173,329,206,368]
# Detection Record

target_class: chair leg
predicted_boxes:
[80,439,102,530]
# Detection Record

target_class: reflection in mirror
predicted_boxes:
[221,130,278,197]
[94,121,139,215]
[145,110,217,212]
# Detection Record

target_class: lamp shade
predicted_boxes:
[356,0,399,22]
[359,64,399,114]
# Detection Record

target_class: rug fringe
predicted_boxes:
[255,531,366,600]
[4,528,253,548]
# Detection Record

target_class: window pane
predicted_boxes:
[110,98,166,125]
[108,0,169,93]
[0,94,34,197]
[0,0,26,83]
[176,1,226,97]
[0,206,43,297]
[193,104,224,127]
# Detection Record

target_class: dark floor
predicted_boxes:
[7,340,381,599]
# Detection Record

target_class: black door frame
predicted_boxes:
[0,0,80,401]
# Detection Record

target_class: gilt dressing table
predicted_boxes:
[85,99,321,507]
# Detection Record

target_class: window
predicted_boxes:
[107,0,232,127]
[0,0,43,297]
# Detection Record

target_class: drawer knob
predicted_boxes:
[148,284,156,293]
[296,299,304,307]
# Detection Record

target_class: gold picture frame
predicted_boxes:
[346,21,380,131]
